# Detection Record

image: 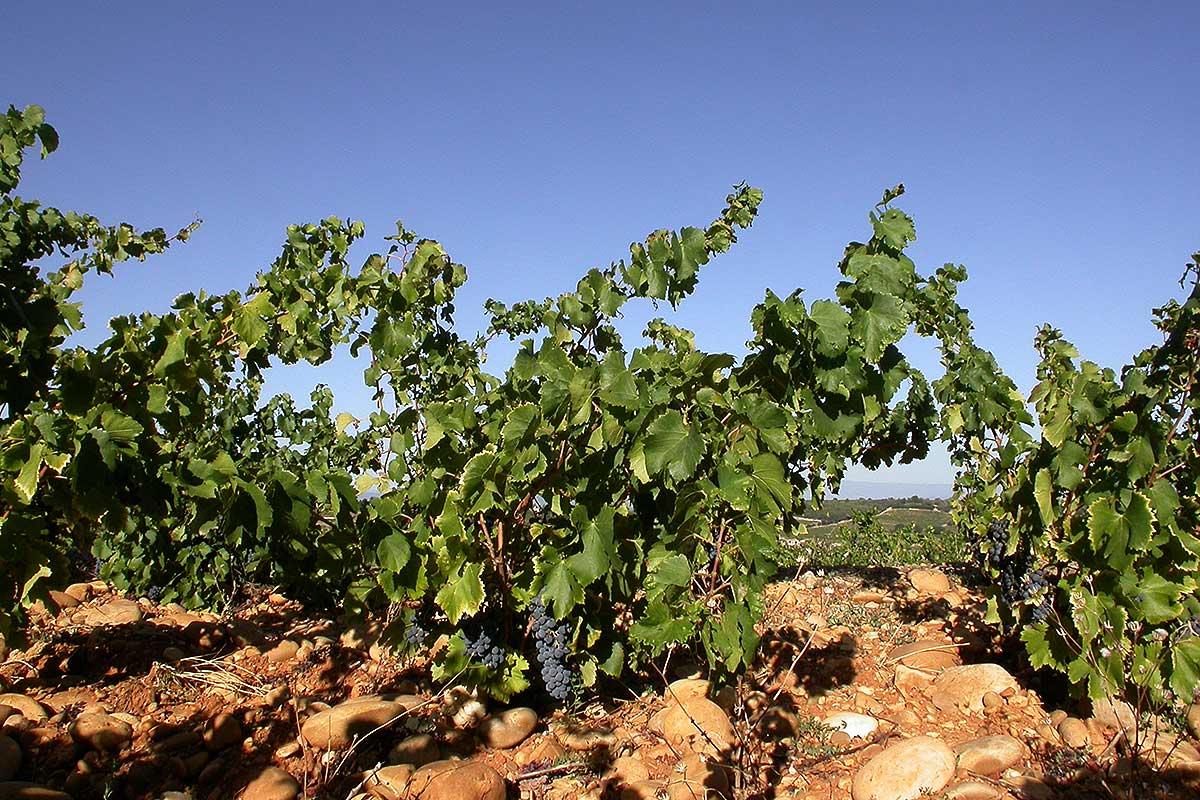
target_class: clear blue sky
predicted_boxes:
[7,2,1198,485]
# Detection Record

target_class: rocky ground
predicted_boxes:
[1,568,1199,800]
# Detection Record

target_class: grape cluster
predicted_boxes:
[404,616,429,648]
[979,518,1055,623]
[530,598,572,701]
[462,611,506,671]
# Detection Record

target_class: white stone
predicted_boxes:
[822,712,878,740]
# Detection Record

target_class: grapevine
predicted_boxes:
[3,104,1199,714]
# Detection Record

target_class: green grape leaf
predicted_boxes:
[14,443,46,504]
[1087,493,1153,570]
[501,404,540,452]
[871,207,916,249]
[101,409,143,443]
[809,300,850,356]
[542,560,583,618]
[1170,638,1200,700]
[852,293,906,361]
[567,506,615,586]
[1121,572,1183,624]
[377,533,411,573]
[642,410,703,481]
[436,561,484,625]
[631,600,696,648]
[153,331,187,374]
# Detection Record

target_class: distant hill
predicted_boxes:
[834,480,952,500]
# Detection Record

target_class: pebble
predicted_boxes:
[274,741,301,759]
[46,591,78,612]
[478,707,537,749]
[264,640,299,664]
[666,753,728,800]
[238,766,300,800]
[606,755,651,787]
[620,780,665,800]
[894,664,937,692]
[1001,774,1054,800]
[851,736,956,800]
[942,781,1002,799]
[555,724,619,751]
[954,734,1025,775]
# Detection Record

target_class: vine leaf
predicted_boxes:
[642,410,703,481]
[809,300,849,356]
[567,506,615,586]
[436,561,484,625]
[377,532,411,573]
[100,409,142,443]
[852,293,906,361]
[14,444,45,504]
[542,560,583,618]
[1087,493,1153,570]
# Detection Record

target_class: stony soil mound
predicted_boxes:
[1,569,1198,799]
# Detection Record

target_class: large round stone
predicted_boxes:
[661,698,734,757]
[238,766,299,800]
[954,734,1025,775]
[889,640,960,671]
[1090,697,1136,732]
[1058,717,1090,749]
[301,696,406,750]
[930,664,1018,712]
[364,764,413,800]
[388,733,440,767]
[852,736,955,800]
[68,712,133,751]
[202,712,243,751]
[414,762,505,800]
[79,599,142,626]
[478,707,537,749]
[908,568,951,594]
[0,696,46,724]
